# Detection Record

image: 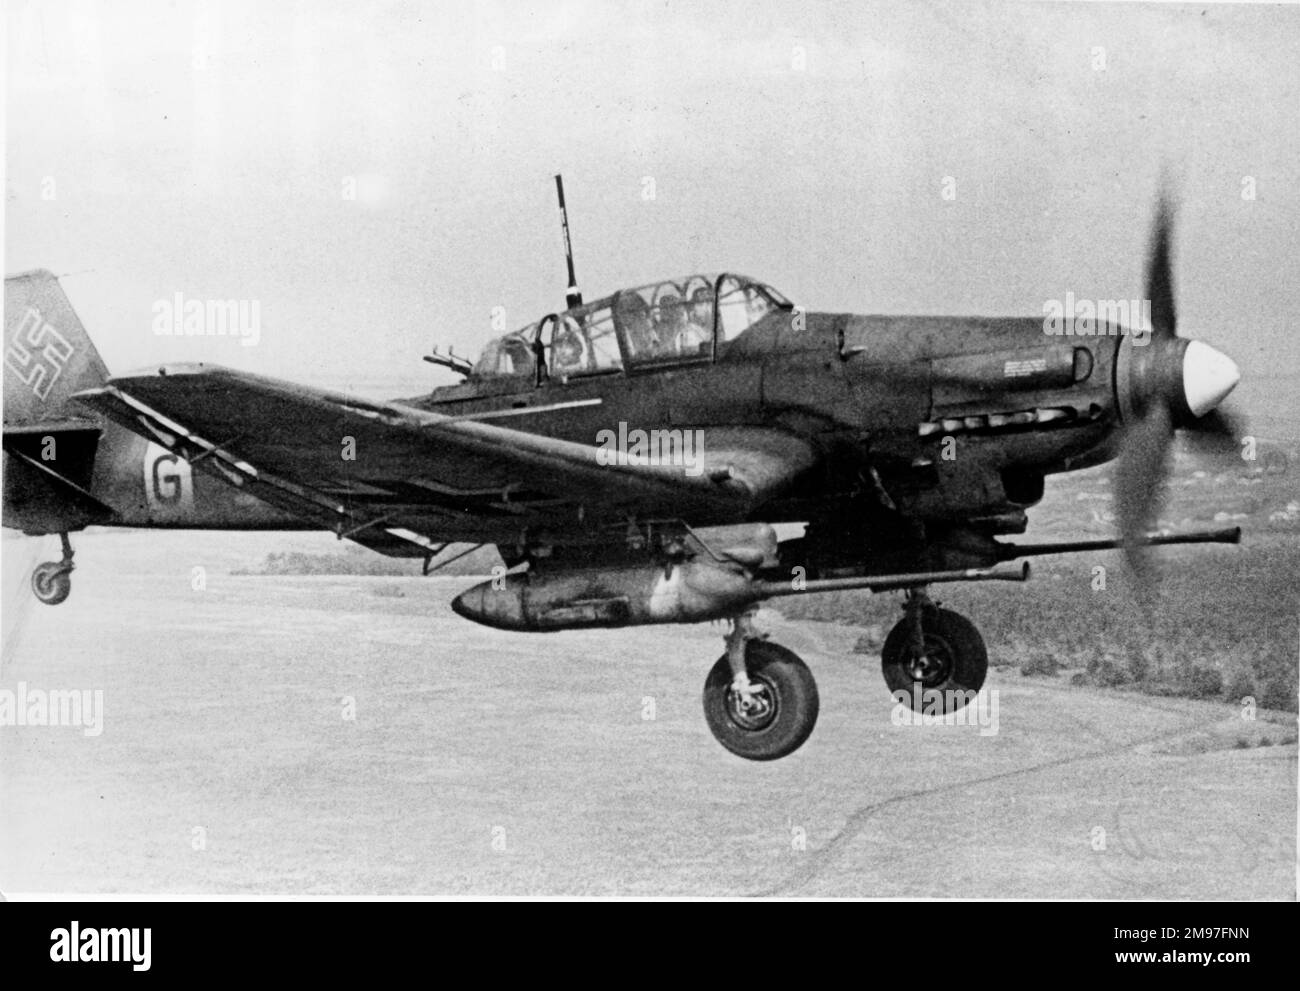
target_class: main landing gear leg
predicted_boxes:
[32,533,75,606]
[725,608,764,706]
[702,607,820,761]
[905,586,932,669]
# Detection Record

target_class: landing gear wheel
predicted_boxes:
[704,640,819,761]
[32,562,72,606]
[882,606,986,712]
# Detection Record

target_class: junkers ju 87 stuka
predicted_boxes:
[3,177,1243,760]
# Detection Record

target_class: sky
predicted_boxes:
[5,0,1299,419]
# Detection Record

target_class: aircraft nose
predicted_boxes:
[1181,340,1240,418]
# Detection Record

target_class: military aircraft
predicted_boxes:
[3,178,1243,760]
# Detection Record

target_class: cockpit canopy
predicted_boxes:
[471,274,791,381]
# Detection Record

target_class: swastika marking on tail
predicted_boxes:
[5,307,75,400]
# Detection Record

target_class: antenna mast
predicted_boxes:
[554,174,583,310]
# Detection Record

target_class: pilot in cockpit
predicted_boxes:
[615,292,657,357]
[551,316,588,376]
[677,287,713,353]
[745,285,772,323]
[653,293,685,356]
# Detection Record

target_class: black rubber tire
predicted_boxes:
[703,640,819,761]
[32,562,71,606]
[882,606,987,713]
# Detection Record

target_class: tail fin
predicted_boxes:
[4,269,110,426]
[3,271,114,533]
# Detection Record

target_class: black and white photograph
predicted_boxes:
[2,0,1296,920]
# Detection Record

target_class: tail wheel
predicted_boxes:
[32,562,72,606]
[882,606,987,712]
[703,640,819,761]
